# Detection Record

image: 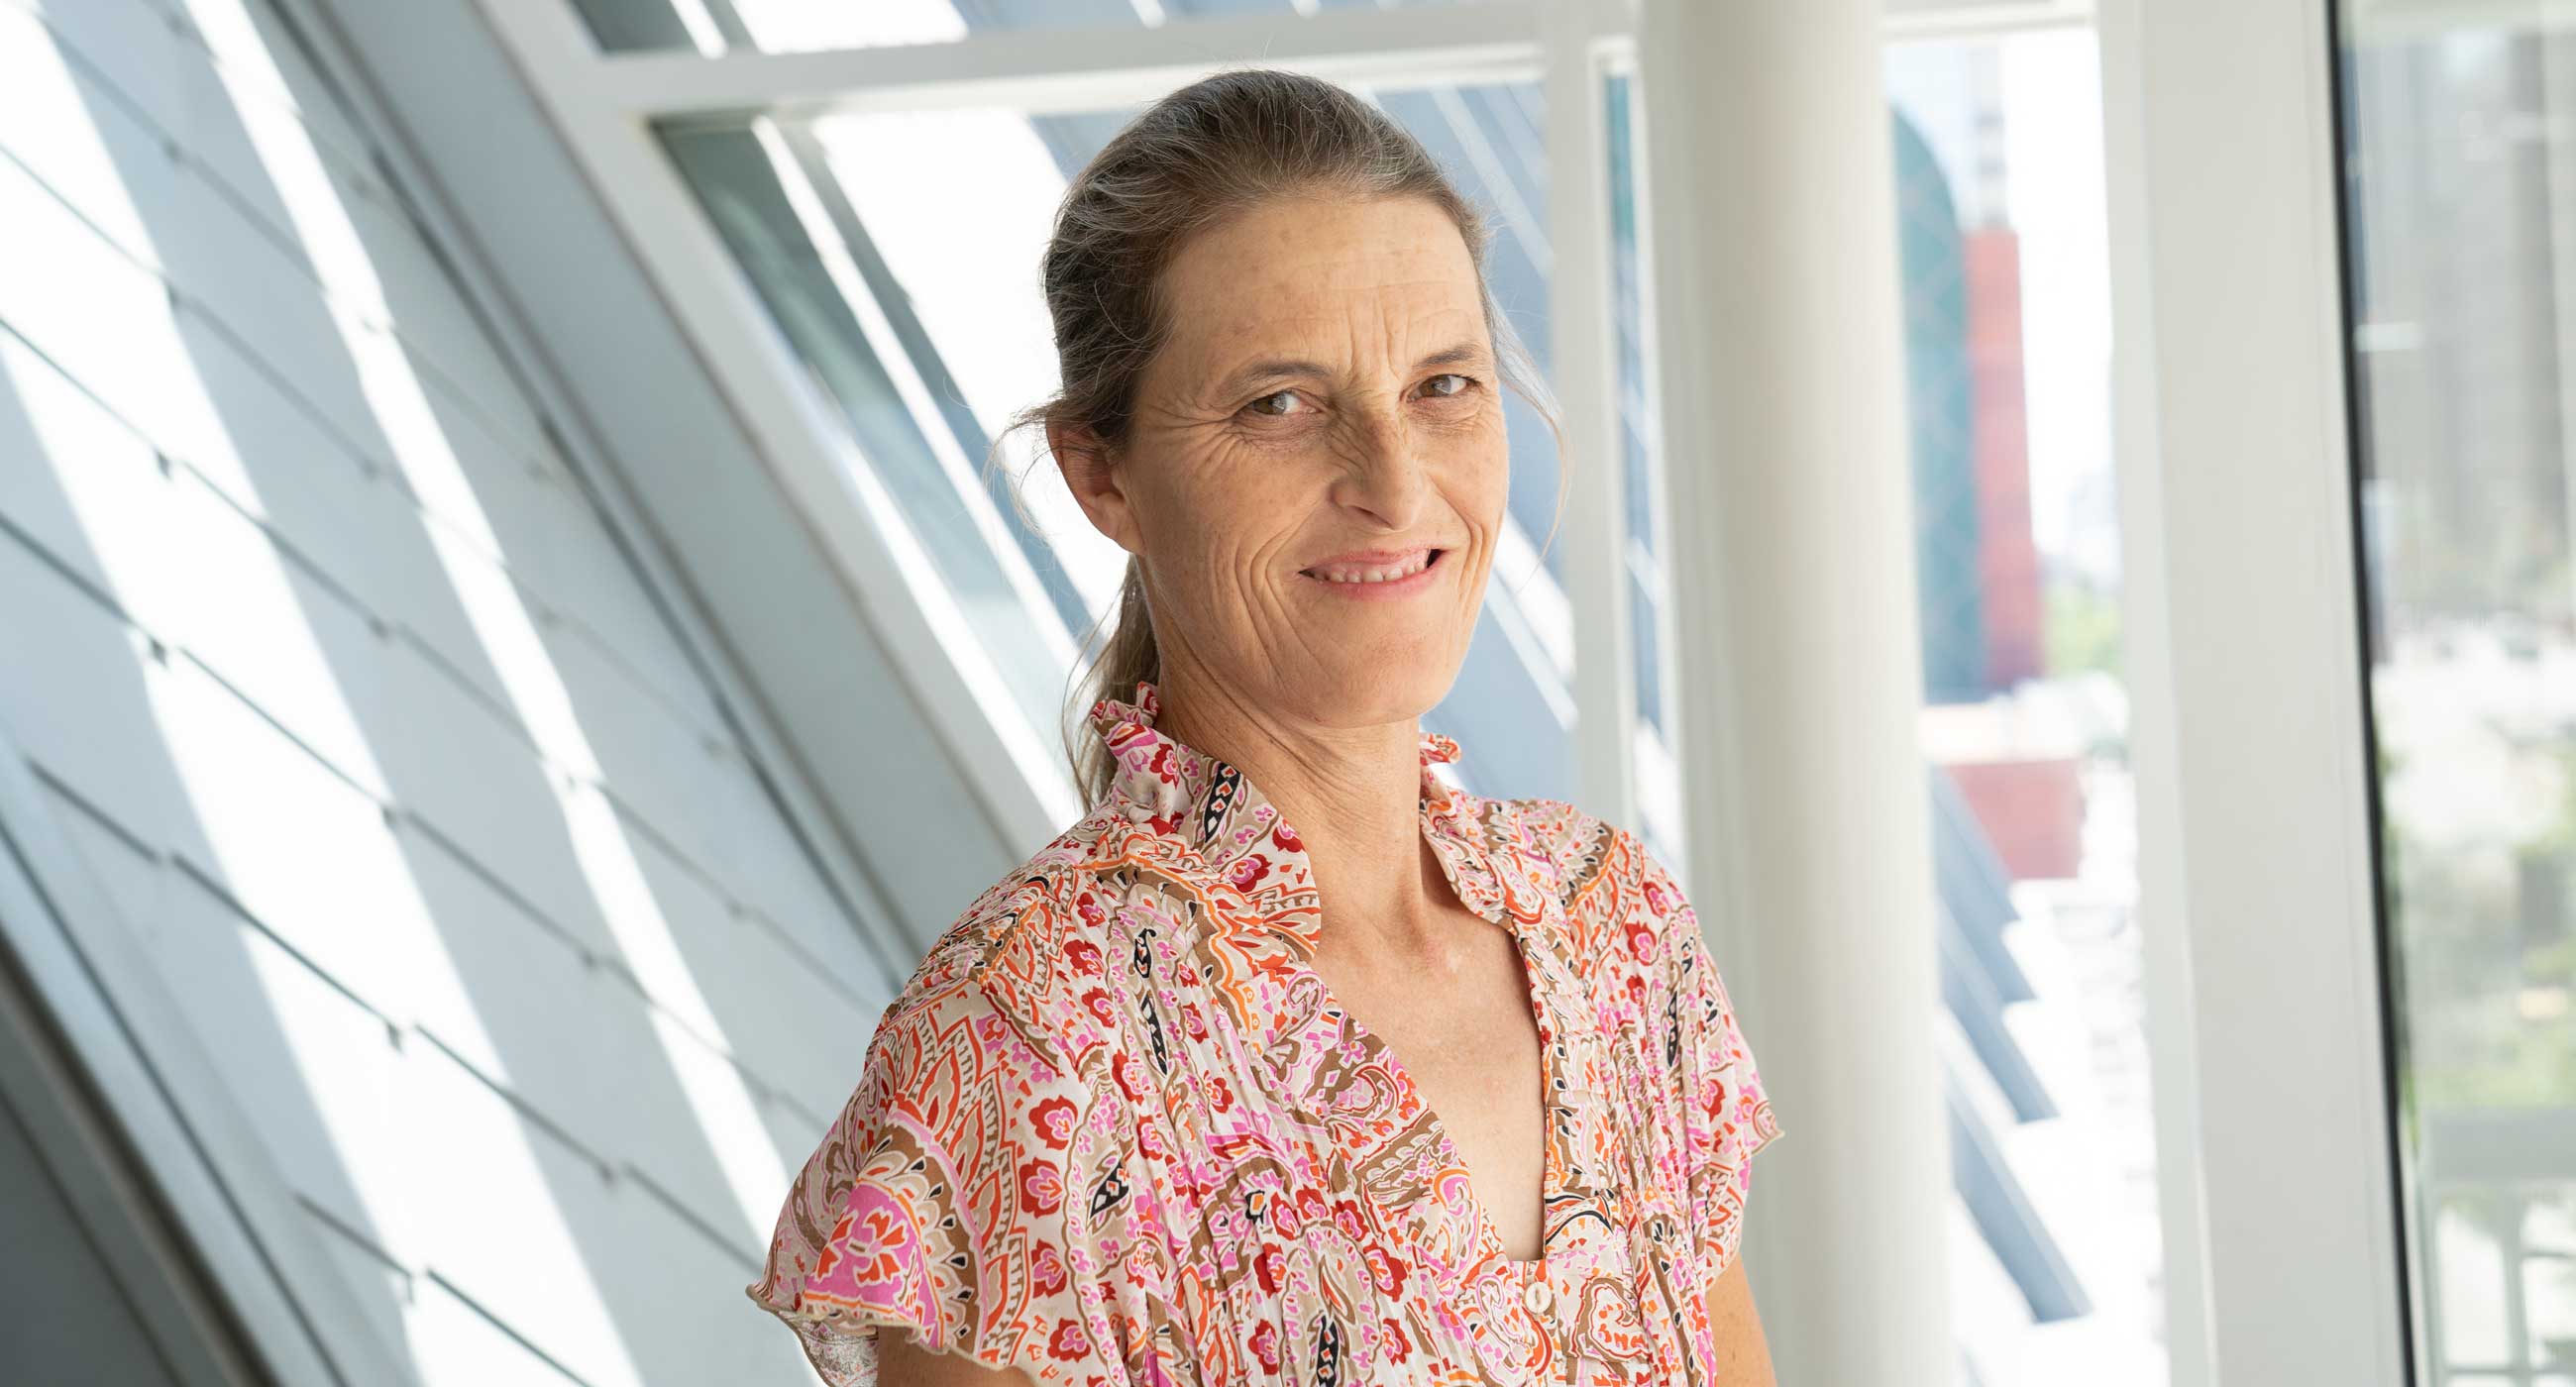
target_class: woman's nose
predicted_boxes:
[1329,410,1432,528]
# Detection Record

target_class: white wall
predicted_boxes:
[0,0,941,1380]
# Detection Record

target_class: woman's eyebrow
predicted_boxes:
[1414,341,1493,372]
[1213,358,1331,398]
[1212,342,1492,398]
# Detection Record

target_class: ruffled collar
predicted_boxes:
[1083,680,1506,955]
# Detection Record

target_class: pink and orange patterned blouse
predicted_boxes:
[748,681,1780,1386]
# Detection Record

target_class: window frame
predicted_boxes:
[2099,0,2411,1381]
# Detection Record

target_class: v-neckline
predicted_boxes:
[1079,681,1564,1274]
[1316,928,1558,1275]
[1308,824,1562,1278]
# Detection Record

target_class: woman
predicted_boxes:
[747,68,1782,1387]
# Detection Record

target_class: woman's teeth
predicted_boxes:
[1308,552,1433,584]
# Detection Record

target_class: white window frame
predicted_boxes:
[475,0,2426,1382]
[2101,0,2410,1382]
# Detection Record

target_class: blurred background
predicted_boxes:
[0,0,2563,1383]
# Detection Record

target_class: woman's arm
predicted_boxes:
[875,1332,1038,1386]
[1707,1250,1777,1387]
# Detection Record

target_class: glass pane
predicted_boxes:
[657,119,1080,750]
[569,0,1487,56]
[660,80,1581,800]
[2333,9,2576,1385]
[1606,67,1684,861]
[1885,32,2168,1386]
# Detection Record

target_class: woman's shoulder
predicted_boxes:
[1490,793,1623,876]
[751,815,1140,1377]
[868,804,1136,1075]
[1473,792,1658,905]
[1475,793,1705,972]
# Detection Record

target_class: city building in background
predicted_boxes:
[1890,31,2164,1387]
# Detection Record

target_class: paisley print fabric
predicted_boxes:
[747,681,1781,1385]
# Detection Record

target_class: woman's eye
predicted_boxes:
[1245,389,1306,417]
[1420,373,1474,399]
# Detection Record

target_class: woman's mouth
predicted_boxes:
[1299,547,1446,597]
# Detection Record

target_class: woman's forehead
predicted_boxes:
[1168,194,1477,299]
[1156,197,1487,382]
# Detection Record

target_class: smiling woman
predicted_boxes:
[744,69,1781,1387]
[1063,189,1509,739]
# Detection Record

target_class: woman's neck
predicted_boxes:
[1150,661,1438,941]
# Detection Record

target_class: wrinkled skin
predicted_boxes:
[1055,191,1507,745]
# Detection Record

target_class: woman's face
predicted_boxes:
[1062,193,1508,732]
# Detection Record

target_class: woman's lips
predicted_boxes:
[1299,547,1446,598]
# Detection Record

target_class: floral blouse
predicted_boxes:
[748,681,1780,1386]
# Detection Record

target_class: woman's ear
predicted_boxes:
[1048,419,1144,557]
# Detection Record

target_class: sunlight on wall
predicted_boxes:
[3,22,653,1387]
[1,2,821,1380]
[205,0,787,1248]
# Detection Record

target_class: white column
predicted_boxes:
[1635,2,1954,1381]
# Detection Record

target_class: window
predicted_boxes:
[2335,9,2576,1384]
[569,0,1492,56]
[1606,67,1686,859]
[478,2,2214,1376]
[1887,30,2168,1385]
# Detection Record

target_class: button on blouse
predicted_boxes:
[747,680,1781,1386]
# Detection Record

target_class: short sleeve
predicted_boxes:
[1635,840,1783,1279]
[744,990,1095,1385]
